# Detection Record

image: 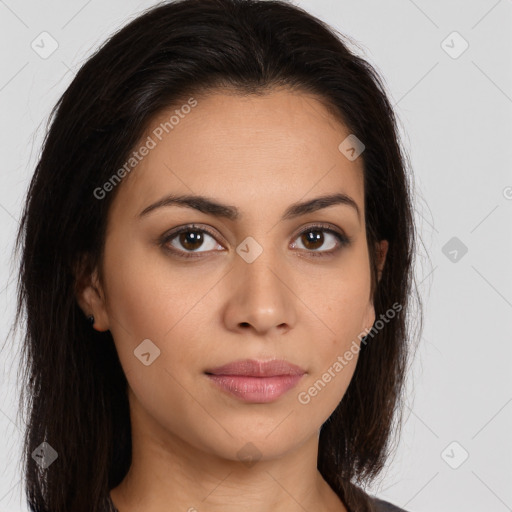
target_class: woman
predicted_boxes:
[15,0,421,511]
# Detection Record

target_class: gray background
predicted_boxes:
[1,1,511,511]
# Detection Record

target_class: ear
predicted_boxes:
[376,240,389,283]
[74,256,110,332]
[361,240,389,334]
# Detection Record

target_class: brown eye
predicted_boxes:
[291,224,351,257]
[160,224,224,258]
[160,223,350,260]
[300,230,326,251]
[177,230,205,251]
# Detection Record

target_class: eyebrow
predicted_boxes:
[138,192,361,223]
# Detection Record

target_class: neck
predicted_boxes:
[110,397,347,512]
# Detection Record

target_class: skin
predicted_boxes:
[78,88,388,512]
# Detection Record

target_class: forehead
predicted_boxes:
[110,88,365,222]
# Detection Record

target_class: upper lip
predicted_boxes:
[205,359,306,377]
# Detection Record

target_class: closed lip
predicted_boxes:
[205,359,306,377]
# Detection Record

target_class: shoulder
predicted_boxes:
[371,496,409,512]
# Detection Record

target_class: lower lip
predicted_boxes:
[206,374,304,403]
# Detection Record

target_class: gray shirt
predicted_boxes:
[372,496,408,511]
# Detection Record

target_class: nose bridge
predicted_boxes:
[236,234,283,295]
[226,233,296,333]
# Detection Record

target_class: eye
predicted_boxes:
[290,223,351,257]
[160,224,224,259]
[159,222,351,260]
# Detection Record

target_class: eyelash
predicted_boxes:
[159,223,351,260]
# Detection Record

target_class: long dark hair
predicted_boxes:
[12,0,422,510]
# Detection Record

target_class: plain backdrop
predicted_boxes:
[1,1,511,511]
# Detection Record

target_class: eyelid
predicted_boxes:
[159,221,351,258]
[159,223,225,255]
[291,221,348,240]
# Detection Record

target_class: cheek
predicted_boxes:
[313,254,373,336]
[103,228,189,321]
[292,255,373,416]
[100,235,184,355]
[101,234,224,381]
[100,241,202,423]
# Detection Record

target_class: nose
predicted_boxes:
[222,244,298,336]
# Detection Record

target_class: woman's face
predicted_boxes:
[82,88,386,462]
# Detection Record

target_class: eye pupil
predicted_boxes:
[180,230,204,250]
[302,230,323,250]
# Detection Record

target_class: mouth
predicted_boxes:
[204,359,306,403]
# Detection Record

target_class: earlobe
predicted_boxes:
[75,265,110,332]
[363,303,376,337]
